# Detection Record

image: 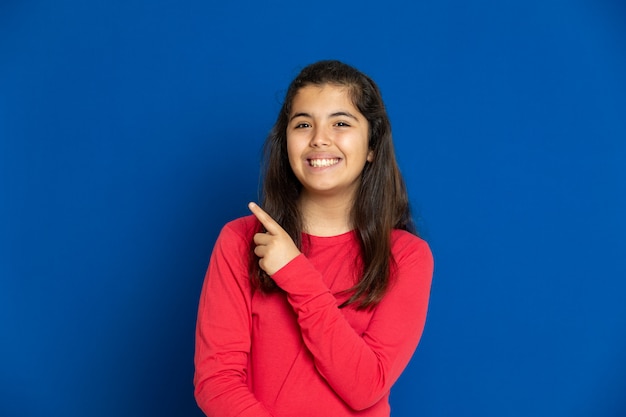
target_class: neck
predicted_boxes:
[299,193,354,237]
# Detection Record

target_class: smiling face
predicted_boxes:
[287,84,373,203]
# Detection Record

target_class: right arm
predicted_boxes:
[194,222,274,417]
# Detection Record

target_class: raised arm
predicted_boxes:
[248,202,433,410]
[194,222,274,417]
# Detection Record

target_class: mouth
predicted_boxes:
[308,158,340,168]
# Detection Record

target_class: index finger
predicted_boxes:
[248,202,282,235]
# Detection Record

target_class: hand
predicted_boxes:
[248,202,301,276]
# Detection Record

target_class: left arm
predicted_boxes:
[248,203,433,410]
[271,239,432,410]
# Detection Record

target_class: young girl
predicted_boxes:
[194,60,433,417]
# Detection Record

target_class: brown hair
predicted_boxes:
[252,60,415,309]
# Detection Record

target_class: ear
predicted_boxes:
[367,149,374,162]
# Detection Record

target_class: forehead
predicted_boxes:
[290,84,358,114]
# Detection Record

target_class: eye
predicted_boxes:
[335,121,351,127]
[294,122,311,129]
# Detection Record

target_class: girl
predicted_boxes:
[194,60,433,417]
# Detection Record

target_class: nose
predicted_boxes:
[310,127,330,148]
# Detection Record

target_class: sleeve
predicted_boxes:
[270,236,433,411]
[194,223,274,417]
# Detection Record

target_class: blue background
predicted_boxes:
[1,0,625,416]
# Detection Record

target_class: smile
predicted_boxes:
[308,158,340,168]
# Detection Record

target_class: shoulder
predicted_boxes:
[387,230,434,296]
[222,214,261,237]
[213,215,261,251]
[390,229,433,266]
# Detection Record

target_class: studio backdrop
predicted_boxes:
[1,1,625,416]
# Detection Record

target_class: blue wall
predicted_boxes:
[1,1,625,416]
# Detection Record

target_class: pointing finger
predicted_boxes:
[248,202,281,235]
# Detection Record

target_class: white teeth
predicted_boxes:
[309,158,340,167]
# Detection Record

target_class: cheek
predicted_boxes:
[286,139,301,171]
[351,131,371,160]
[286,138,295,158]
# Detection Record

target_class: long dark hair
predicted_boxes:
[251,60,415,309]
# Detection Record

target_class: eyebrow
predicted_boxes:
[289,111,360,122]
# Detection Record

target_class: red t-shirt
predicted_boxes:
[194,215,433,417]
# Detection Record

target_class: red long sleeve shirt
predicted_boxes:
[194,215,433,417]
